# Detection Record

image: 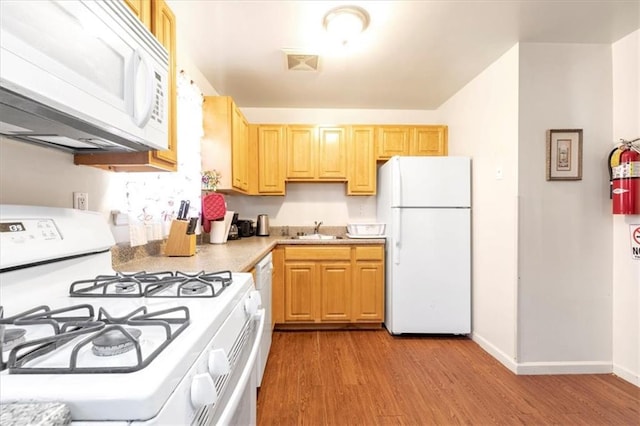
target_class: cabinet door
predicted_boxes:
[352,262,384,321]
[347,126,376,195]
[232,106,249,191]
[319,262,351,321]
[376,126,410,160]
[411,126,448,156]
[317,127,347,179]
[284,262,317,322]
[286,126,316,179]
[150,0,177,166]
[257,126,286,194]
[124,0,151,28]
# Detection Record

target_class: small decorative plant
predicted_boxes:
[201,170,221,191]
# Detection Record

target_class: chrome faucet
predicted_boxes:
[313,221,323,234]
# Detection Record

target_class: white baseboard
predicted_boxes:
[613,364,640,386]
[516,361,612,375]
[470,332,518,373]
[471,332,622,377]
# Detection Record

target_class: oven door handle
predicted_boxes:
[215,308,265,426]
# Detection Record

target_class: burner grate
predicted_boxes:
[3,304,190,374]
[69,270,234,298]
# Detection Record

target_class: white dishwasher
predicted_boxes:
[254,252,273,386]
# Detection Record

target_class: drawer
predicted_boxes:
[354,246,383,261]
[284,246,351,261]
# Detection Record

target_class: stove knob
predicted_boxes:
[208,348,230,377]
[190,373,217,407]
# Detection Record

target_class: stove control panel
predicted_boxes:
[0,219,62,244]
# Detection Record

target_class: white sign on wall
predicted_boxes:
[631,225,640,260]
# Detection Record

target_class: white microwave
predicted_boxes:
[0,0,168,153]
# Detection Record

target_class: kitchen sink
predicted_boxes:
[291,234,340,240]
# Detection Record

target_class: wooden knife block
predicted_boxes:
[164,220,196,257]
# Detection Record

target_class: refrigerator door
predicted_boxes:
[385,207,470,334]
[382,156,471,208]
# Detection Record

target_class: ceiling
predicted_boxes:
[167,0,640,110]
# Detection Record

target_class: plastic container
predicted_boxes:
[346,223,386,236]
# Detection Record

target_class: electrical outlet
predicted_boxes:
[73,192,88,210]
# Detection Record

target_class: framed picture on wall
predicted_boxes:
[546,129,583,181]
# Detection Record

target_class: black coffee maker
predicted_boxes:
[236,219,255,237]
[227,213,240,240]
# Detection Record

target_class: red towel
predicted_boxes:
[201,193,226,233]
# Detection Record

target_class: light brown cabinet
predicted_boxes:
[411,126,448,156]
[255,125,286,195]
[74,0,177,172]
[123,0,151,27]
[317,127,347,179]
[286,126,347,181]
[202,96,250,193]
[347,126,377,195]
[286,126,316,179]
[352,246,384,322]
[274,244,384,328]
[376,125,447,160]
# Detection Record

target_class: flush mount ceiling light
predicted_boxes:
[322,5,370,45]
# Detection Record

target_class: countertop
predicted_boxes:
[0,403,71,426]
[116,235,386,273]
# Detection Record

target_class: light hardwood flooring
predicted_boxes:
[257,329,639,425]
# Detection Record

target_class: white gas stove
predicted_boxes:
[0,205,264,425]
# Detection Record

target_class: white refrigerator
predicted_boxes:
[377,156,471,335]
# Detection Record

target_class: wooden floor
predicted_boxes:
[257,330,639,425]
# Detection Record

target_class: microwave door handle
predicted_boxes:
[132,49,155,127]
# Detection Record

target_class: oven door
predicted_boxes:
[208,308,265,426]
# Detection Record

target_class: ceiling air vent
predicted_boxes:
[284,52,320,71]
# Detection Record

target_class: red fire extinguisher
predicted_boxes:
[610,138,640,215]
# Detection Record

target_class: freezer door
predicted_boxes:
[385,207,470,334]
[385,156,471,208]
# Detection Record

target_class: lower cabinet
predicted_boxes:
[274,244,384,328]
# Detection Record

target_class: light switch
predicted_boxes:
[495,167,503,180]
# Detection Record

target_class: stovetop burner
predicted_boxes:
[92,327,142,356]
[69,270,233,298]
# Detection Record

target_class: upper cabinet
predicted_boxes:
[376,125,448,161]
[286,126,317,179]
[123,0,151,28]
[202,96,250,193]
[317,127,347,180]
[376,126,411,160]
[286,126,347,181]
[411,126,448,156]
[74,0,177,172]
[255,125,286,195]
[347,126,376,195]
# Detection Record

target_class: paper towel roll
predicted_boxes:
[209,211,234,244]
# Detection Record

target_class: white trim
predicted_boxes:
[613,364,640,387]
[470,332,518,373]
[516,361,612,375]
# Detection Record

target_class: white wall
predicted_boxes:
[612,30,640,386]
[225,107,442,226]
[517,43,613,372]
[0,137,121,223]
[438,45,520,369]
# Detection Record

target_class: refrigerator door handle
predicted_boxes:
[393,208,401,265]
